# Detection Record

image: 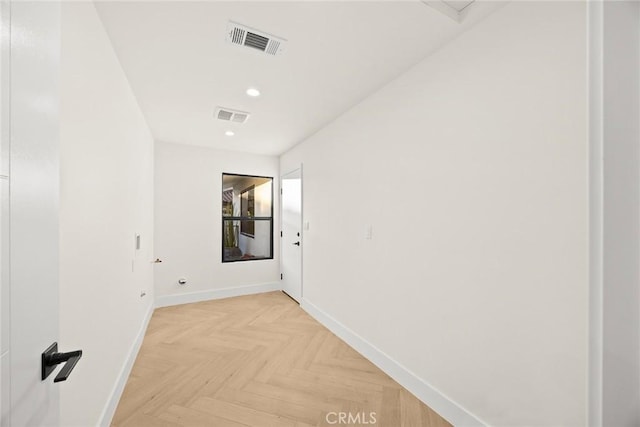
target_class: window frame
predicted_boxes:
[221,173,274,263]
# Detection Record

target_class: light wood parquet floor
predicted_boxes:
[111,291,451,427]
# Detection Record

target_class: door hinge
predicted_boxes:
[280,231,283,237]
[280,273,283,280]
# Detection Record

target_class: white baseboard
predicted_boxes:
[300,298,487,427]
[97,283,280,426]
[154,282,280,308]
[99,288,479,426]
[98,300,154,427]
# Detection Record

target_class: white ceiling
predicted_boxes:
[442,0,476,12]
[95,1,502,156]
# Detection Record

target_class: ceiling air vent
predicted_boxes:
[226,21,286,56]
[215,107,250,124]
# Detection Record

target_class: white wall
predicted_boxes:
[154,141,279,303]
[59,3,154,426]
[601,1,640,425]
[0,0,9,422]
[281,2,588,425]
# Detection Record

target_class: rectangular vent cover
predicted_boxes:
[226,21,286,56]
[215,107,250,124]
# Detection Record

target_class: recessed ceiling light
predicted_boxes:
[225,130,235,136]
[246,87,260,97]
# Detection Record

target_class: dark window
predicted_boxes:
[222,174,273,262]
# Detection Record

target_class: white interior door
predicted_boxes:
[281,168,302,302]
[1,2,62,426]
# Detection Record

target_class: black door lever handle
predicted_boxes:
[293,241,300,246]
[42,342,83,383]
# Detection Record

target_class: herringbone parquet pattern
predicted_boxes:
[111,292,451,427]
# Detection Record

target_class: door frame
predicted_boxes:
[587,1,640,425]
[280,165,303,302]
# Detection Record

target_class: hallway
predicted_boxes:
[112,292,450,427]
[2,1,639,425]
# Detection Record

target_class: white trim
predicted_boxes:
[300,163,303,300]
[587,1,603,426]
[154,282,280,308]
[280,166,303,302]
[300,298,487,427]
[98,283,280,426]
[98,301,154,427]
